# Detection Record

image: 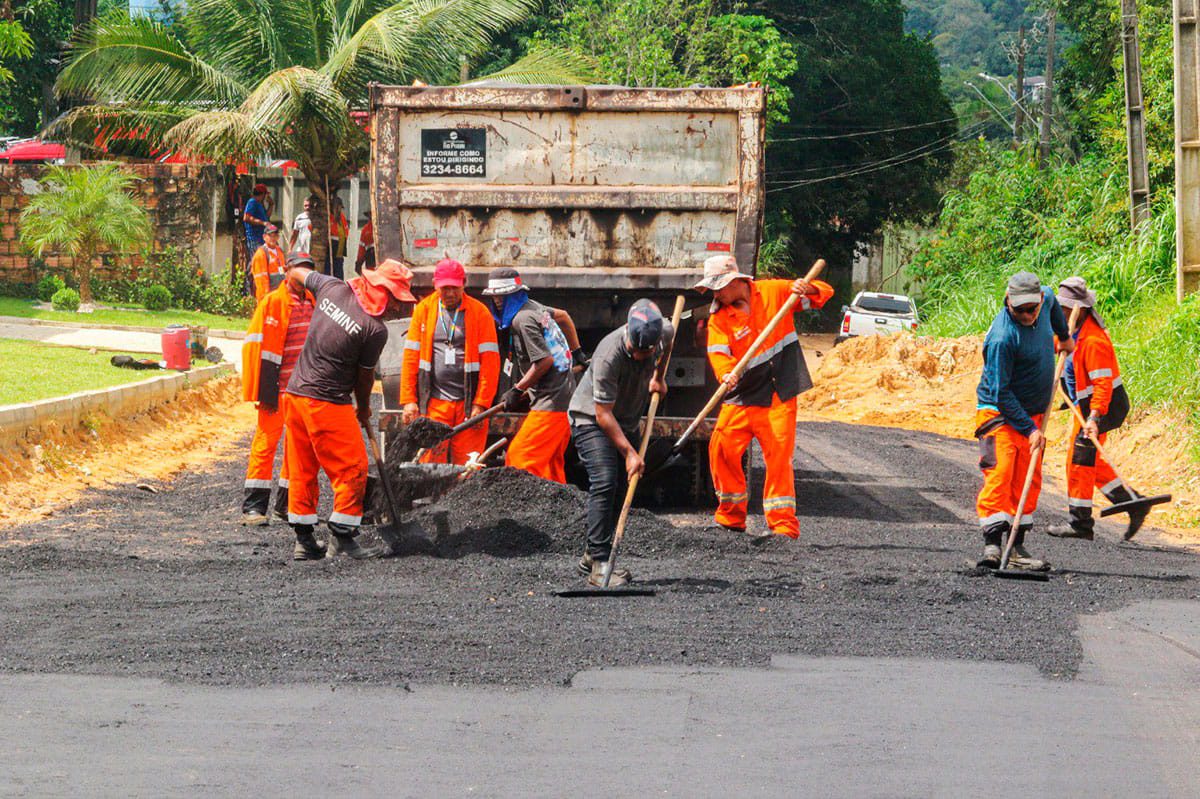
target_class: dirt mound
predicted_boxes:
[798,333,983,439]
[0,376,255,528]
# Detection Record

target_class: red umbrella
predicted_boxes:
[0,140,66,163]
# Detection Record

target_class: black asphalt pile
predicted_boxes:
[384,416,453,463]
[401,466,666,558]
[1,421,1197,689]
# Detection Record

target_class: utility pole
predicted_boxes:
[1013,25,1027,147]
[1122,0,1152,227]
[1174,0,1200,298]
[1038,8,1057,169]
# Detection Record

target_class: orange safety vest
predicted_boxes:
[706,278,834,406]
[242,281,309,406]
[251,245,286,303]
[400,293,501,412]
[1071,312,1129,426]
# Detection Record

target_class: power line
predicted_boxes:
[765,114,961,142]
[765,121,990,193]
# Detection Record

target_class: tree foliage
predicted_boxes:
[20,164,152,305]
[49,0,590,263]
[0,0,72,135]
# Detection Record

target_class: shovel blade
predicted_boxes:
[1098,493,1172,518]
[992,568,1050,582]
[554,587,657,597]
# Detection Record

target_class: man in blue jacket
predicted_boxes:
[974,271,1074,570]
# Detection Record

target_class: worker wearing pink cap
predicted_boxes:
[399,258,501,464]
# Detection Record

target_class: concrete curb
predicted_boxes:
[0,363,234,450]
[0,314,247,340]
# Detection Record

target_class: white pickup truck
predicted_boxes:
[835,291,919,343]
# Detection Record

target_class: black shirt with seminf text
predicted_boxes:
[285,272,388,405]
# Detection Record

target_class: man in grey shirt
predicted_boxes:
[569,300,671,586]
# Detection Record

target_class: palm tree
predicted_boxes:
[20,164,152,306]
[48,0,590,265]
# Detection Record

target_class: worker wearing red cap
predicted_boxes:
[283,255,416,559]
[400,258,501,464]
[250,223,286,303]
[243,183,272,260]
[697,255,834,541]
[240,251,315,537]
[482,267,576,482]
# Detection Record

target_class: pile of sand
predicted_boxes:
[798,333,983,439]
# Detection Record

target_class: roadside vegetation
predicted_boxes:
[0,338,160,405]
[907,0,1200,442]
[0,297,245,331]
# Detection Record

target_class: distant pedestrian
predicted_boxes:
[243,183,272,257]
[356,209,375,273]
[249,223,286,303]
[974,271,1073,571]
[328,194,349,280]
[290,194,316,257]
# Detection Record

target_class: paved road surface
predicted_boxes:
[1,420,1197,796]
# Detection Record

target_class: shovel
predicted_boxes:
[648,259,826,477]
[411,401,509,462]
[555,295,687,598]
[1056,388,1170,540]
[993,306,1081,582]
[363,418,404,556]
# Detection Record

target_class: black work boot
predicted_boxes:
[272,487,289,522]
[978,521,1006,568]
[1007,524,1051,571]
[326,523,373,560]
[1047,506,1095,540]
[241,488,270,526]
[293,527,326,561]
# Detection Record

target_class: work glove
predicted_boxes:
[571,347,590,371]
[501,386,531,412]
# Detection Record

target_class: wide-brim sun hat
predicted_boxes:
[693,254,752,292]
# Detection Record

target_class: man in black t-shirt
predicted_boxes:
[282,253,415,559]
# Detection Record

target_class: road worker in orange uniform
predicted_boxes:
[974,272,1073,570]
[240,251,314,530]
[481,267,576,482]
[250,223,287,303]
[399,258,501,464]
[1047,276,1144,540]
[696,255,834,541]
[283,255,415,560]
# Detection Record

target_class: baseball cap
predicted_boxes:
[693,255,751,292]
[263,222,279,235]
[626,299,664,350]
[363,258,416,303]
[481,266,528,296]
[1006,271,1043,307]
[433,258,465,289]
[286,251,315,268]
[1057,276,1096,309]
[253,183,268,194]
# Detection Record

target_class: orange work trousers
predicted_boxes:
[1066,417,1120,510]
[975,408,1044,531]
[283,394,368,528]
[709,395,799,537]
[419,397,489,465]
[245,404,289,490]
[506,410,570,483]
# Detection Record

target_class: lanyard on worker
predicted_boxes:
[438,300,462,344]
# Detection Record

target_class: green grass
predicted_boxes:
[0,338,165,405]
[0,296,246,331]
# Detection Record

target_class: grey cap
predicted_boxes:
[626,299,664,349]
[1006,271,1043,307]
[1057,276,1096,309]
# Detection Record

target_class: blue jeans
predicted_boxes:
[571,422,633,562]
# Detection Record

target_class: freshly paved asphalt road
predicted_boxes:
[1,419,1197,796]
[3,600,1198,797]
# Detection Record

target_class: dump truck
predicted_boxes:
[369,83,767,504]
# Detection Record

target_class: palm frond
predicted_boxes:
[21,165,151,259]
[45,104,196,156]
[470,46,596,85]
[57,12,246,107]
[323,0,540,92]
[242,66,354,143]
[185,0,328,78]
[164,110,277,163]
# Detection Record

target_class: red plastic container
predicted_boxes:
[161,325,191,371]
